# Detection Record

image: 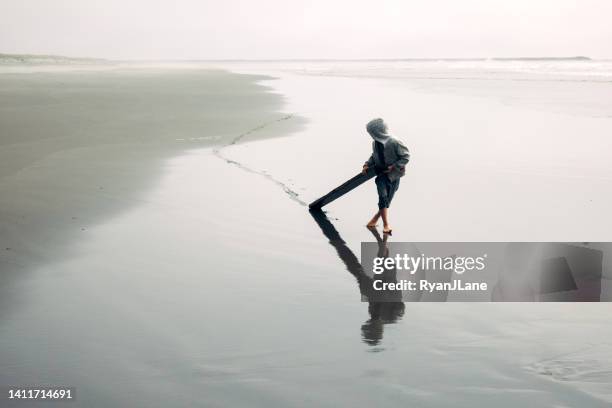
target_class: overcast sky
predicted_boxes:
[1,0,610,60]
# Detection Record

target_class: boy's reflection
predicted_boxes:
[309,209,404,346]
[362,226,406,345]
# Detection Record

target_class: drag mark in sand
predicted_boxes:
[212,114,308,206]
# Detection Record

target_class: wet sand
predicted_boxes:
[1,63,612,407]
[0,67,300,315]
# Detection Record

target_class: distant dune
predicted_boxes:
[0,53,109,65]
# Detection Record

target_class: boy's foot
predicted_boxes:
[366,222,378,228]
[383,226,392,235]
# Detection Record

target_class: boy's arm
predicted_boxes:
[362,154,374,174]
[363,142,375,172]
[393,139,410,169]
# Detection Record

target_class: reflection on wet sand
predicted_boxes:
[309,209,404,346]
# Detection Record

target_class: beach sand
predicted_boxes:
[0,67,300,315]
[1,62,612,407]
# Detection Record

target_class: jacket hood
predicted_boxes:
[366,118,391,144]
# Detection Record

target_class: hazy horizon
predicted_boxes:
[0,53,605,62]
[1,0,611,60]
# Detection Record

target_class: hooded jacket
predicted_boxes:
[364,118,410,181]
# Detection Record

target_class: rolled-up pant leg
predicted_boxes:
[375,175,400,210]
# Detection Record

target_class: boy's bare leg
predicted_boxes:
[367,210,381,227]
[381,208,392,233]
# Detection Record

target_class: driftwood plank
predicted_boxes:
[309,167,376,209]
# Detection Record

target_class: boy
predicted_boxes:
[362,118,410,234]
